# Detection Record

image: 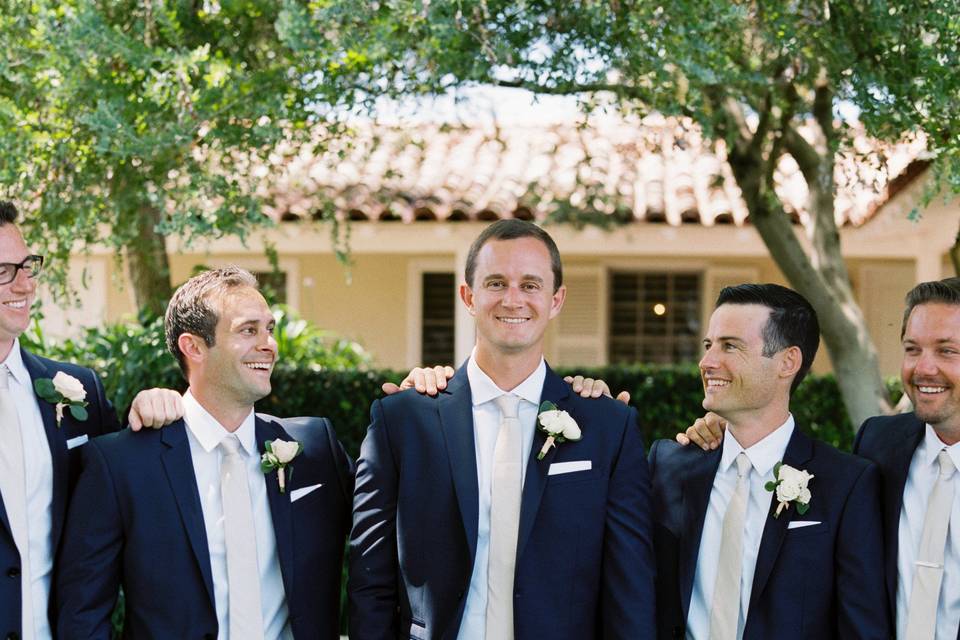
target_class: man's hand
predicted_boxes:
[563,375,631,404]
[128,389,185,431]
[381,365,455,396]
[675,412,727,450]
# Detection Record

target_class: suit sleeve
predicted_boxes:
[348,399,400,640]
[54,439,123,639]
[851,417,874,456]
[601,406,657,639]
[835,461,891,639]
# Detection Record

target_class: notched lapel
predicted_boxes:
[882,417,924,619]
[749,428,814,611]
[258,417,295,600]
[160,421,216,608]
[439,372,480,563]
[679,447,722,617]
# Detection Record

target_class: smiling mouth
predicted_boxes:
[497,317,530,325]
[915,383,948,394]
[244,362,272,371]
[2,299,27,310]
[705,379,730,389]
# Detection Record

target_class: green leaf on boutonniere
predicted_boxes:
[796,502,810,515]
[69,405,88,421]
[34,378,55,398]
[539,400,558,412]
[764,481,777,491]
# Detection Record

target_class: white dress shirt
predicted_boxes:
[686,415,795,640]
[3,340,54,640]
[896,423,960,640]
[182,391,292,640]
[456,352,545,640]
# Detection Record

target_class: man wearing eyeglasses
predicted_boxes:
[0,202,121,640]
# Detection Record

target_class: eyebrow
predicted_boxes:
[482,274,545,284]
[704,336,747,345]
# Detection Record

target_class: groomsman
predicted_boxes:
[854,277,960,639]
[55,267,354,638]
[349,220,656,639]
[648,283,888,639]
[0,202,120,640]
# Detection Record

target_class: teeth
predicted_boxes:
[918,386,947,393]
[245,363,271,370]
[3,300,25,309]
[499,318,528,324]
[706,380,730,387]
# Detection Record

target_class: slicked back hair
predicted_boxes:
[165,266,258,377]
[901,277,960,338]
[715,283,820,395]
[464,219,563,292]
[0,201,18,225]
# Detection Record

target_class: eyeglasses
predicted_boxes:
[0,255,44,285]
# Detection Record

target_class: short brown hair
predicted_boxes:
[0,201,19,225]
[901,277,960,338]
[165,266,258,376]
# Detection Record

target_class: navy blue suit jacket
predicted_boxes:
[649,426,890,640]
[0,347,118,640]
[348,365,656,640]
[54,414,354,639]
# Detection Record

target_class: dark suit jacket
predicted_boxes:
[853,412,931,634]
[0,347,119,640]
[54,414,354,639]
[348,365,656,640]
[649,426,890,640]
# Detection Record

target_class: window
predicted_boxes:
[421,272,455,365]
[608,272,702,364]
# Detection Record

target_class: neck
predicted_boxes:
[473,345,542,391]
[933,423,960,446]
[188,385,252,432]
[725,405,790,449]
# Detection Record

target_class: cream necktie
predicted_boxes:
[710,451,752,640]
[220,435,264,640]
[905,449,956,640]
[486,393,523,640]
[0,365,32,635]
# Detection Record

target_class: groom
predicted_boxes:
[349,220,656,639]
[648,283,889,639]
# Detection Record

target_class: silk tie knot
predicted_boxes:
[221,434,243,457]
[938,449,956,480]
[495,393,521,420]
[735,451,751,479]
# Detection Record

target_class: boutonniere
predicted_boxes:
[34,372,88,427]
[536,401,582,460]
[764,462,814,518]
[260,439,302,493]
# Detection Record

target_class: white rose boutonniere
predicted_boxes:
[34,372,88,427]
[260,439,303,493]
[536,401,581,460]
[765,462,814,518]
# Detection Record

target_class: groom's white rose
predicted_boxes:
[537,410,566,435]
[52,372,87,403]
[271,440,300,464]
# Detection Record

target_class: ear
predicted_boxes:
[459,283,476,316]
[548,284,567,319]
[779,345,803,380]
[178,333,207,368]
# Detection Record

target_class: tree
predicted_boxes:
[304,0,960,427]
[0,0,338,316]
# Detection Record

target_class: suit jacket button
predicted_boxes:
[6,567,18,578]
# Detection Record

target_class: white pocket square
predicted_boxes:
[787,520,822,530]
[290,483,323,502]
[548,460,592,476]
[66,434,88,450]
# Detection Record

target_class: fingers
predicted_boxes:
[128,389,184,430]
[381,382,401,395]
[684,415,726,451]
[398,365,454,397]
[398,368,426,392]
[675,432,691,446]
[615,390,631,405]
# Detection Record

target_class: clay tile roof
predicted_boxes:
[261,114,929,228]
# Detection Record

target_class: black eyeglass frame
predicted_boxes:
[0,255,44,285]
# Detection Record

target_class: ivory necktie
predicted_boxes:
[905,449,956,640]
[220,435,264,640]
[709,451,752,640]
[0,366,31,633]
[486,393,523,640]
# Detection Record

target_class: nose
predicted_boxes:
[913,349,939,377]
[699,345,717,372]
[501,284,523,307]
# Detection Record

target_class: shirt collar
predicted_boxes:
[182,390,257,456]
[721,414,795,477]
[466,347,546,408]
[1,338,29,387]
[921,423,960,472]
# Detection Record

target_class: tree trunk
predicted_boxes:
[126,202,173,319]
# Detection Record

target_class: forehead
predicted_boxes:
[904,302,960,341]
[474,237,554,281]
[214,286,270,323]
[707,303,771,339]
[0,224,28,258]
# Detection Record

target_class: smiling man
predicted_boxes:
[55,267,354,638]
[349,220,655,639]
[647,283,888,639]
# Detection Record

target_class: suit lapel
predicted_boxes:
[21,348,70,551]
[439,368,481,563]
[257,417,295,599]
[748,427,814,611]
[680,447,723,617]
[883,416,924,619]
[160,420,216,608]
[515,367,568,561]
